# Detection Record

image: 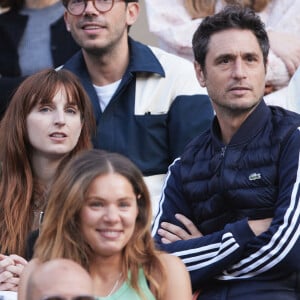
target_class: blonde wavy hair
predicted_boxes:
[0,69,95,257]
[185,0,270,18]
[34,149,167,300]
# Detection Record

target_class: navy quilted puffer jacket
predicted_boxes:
[153,100,300,296]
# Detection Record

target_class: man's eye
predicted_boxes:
[221,57,230,64]
[216,56,231,65]
[246,56,256,62]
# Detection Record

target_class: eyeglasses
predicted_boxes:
[65,0,133,16]
[42,296,96,300]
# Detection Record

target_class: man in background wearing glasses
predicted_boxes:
[61,0,214,215]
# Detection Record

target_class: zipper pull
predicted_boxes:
[221,146,226,157]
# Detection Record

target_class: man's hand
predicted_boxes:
[158,213,202,244]
[0,254,27,291]
[248,218,272,236]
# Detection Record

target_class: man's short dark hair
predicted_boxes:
[192,5,269,69]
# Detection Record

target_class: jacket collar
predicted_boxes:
[211,99,270,147]
[63,38,166,119]
[126,37,165,76]
[64,37,165,77]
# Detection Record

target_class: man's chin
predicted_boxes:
[83,44,111,56]
[228,101,260,115]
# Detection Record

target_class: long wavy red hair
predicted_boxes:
[0,69,95,256]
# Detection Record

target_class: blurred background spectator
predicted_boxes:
[144,0,300,102]
[0,0,79,118]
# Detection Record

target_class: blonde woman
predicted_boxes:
[18,150,192,300]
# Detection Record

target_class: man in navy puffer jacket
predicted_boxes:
[152,5,300,300]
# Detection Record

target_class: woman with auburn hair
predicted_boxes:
[145,0,300,103]
[0,68,95,291]
[19,149,192,300]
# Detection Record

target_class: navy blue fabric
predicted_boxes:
[197,272,300,299]
[63,39,214,176]
[152,100,300,297]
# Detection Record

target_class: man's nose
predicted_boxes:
[232,58,247,79]
[83,0,99,15]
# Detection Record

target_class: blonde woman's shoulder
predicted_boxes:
[158,252,192,300]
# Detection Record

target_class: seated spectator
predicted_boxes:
[60,0,214,214]
[19,149,192,300]
[152,5,300,299]
[0,0,80,118]
[0,68,95,291]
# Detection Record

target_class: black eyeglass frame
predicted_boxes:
[64,0,136,16]
[42,296,96,300]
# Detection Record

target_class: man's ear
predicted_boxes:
[64,11,71,32]
[126,2,140,26]
[194,61,206,87]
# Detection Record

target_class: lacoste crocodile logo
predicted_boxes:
[249,173,261,181]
